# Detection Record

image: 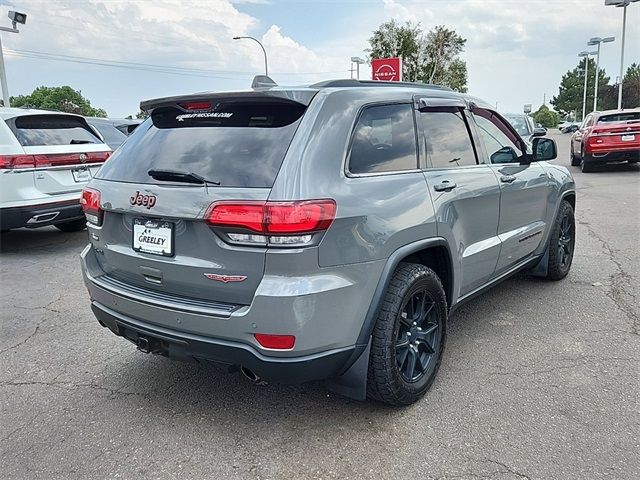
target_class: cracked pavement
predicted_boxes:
[1,132,638,479]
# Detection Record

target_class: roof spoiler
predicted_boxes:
[251,75,278,89]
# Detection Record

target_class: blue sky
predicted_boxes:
[0,0,638,117]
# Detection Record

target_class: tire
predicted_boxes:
[367,263,447,406]
[545,200,575,281]
[581,151,594,172]
[54,219,87,232]
[570,146,580,166]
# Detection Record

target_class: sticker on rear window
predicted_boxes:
[176,112,233,122]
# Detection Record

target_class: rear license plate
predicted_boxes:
[621,134,635,142]
[71,167,91,183]
[133,218,174,257]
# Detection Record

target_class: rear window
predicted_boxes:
[96,100,306,188]
[8,115,102,147]
[90,123,127,148]
[503,115,531,136]
[597,112,640,123]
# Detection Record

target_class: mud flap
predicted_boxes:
[325,339,371,401]
[529,245,549,278]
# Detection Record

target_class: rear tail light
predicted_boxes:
[205,199,336,247]
[254,333,295,350]
[0,152,110,169]
[81,187,103,226]
[35,151,111,167]
[0,155,36,169]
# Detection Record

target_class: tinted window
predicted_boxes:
[96,100,306,188]
[473,110,523,164]
[10,115,101,147]
[421,110,477,168]
[348,104,417,174]
[598,112,640,123]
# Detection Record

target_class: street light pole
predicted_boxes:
[350,57,366,80]
[233,36,268,76]
[578,52,590,122]
[0,11,27,108]
[618,3,627,108]
[605,0,639,109]
[0,33,10,108]
[587,36,615,112]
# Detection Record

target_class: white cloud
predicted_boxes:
[0,0,637,116]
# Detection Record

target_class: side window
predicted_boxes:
[585,115,594,128]
[473,110,524,165]
[348,104,418,175]
[421,109,477,168]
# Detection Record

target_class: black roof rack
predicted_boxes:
[309,79,453,91]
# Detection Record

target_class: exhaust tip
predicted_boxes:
[240,366,260,382]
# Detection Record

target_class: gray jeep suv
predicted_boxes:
[81,79,575,405]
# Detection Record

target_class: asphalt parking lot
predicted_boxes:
[1,131,638,480]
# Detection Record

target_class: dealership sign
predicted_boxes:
[372,57,402,82]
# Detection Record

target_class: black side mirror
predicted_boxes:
[532,127,546,138]
[532,137,557,161]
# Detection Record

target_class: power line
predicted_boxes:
[5,48,347,79]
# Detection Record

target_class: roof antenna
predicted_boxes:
[251,75,277,89]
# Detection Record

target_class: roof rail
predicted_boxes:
[309,79,452,91]
[251,75,278,89]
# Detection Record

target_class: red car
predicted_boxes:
[570,108,640,172]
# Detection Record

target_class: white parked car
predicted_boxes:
[0,108,111,232]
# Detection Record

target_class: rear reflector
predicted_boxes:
[81,187,103,225]
[254,333,296,350]
[206,199,337,234]
[0,152,110,169]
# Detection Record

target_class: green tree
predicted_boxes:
[10,86,107,117]
[551,58,614,119]
[622,63,640,108]
[532,104,560,128]
[366,20,468,92]
[135,109,149,120]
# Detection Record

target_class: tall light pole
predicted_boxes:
[0,11,27,108]
[587,36,615,111]
[350,57,366,80]
[233,36,268,76]
[578,51,597,122]
[605,0,639,109]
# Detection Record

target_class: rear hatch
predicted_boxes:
[5,114,111,194]
[90,92,313,306]
[589,111,640,152]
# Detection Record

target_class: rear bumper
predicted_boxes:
[81,245,383,380]
[0,199,83,230]
[585,148,639,164]
[91,301,354,383]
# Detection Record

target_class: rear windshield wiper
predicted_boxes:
[148,169,221,186]
[70,139,93,144]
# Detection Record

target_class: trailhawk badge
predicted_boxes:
[204,273,247,283]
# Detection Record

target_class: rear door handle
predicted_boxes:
[433,180,457,192]
[500,175,517,183]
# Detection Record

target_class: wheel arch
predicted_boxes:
[326,237,453,400]
[355,238,453,353]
